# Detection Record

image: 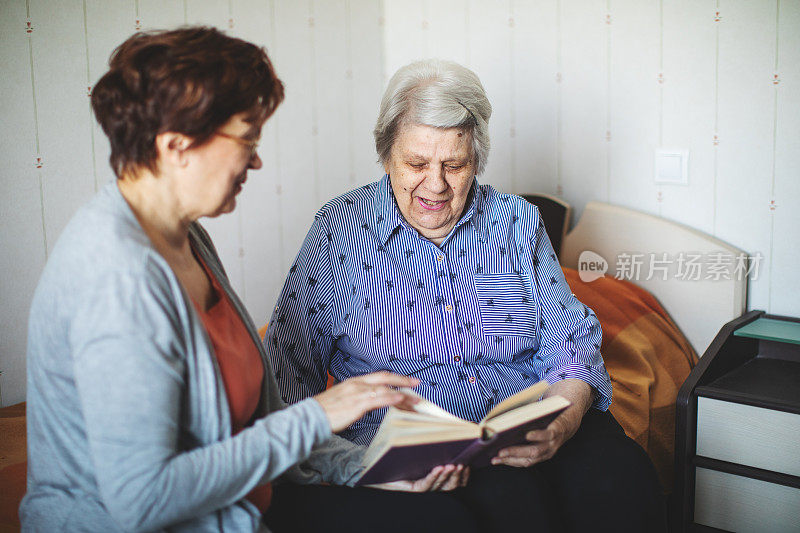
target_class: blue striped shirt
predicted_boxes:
[265,175,611,445]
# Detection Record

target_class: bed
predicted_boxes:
[559,201,748,356]
[0,198,750,531]
[525,196,749,494]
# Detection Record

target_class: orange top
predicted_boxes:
[191,252,271,512]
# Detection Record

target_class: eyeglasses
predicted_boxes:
[215,131,260,157]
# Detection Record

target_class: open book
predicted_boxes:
[355,380,570,486]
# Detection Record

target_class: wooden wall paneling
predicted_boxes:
[348,0,385,185]
[659,0,717,235]
[2,0,799,406]
[559,0,608,222]
[271,0,317,272]
[426,0,470,67]
[467,0,514,193]
[512,0,558,197]
[84,0,133,192]
[606,0,661,219]
[382,0,426,81]
[313,0,352,204]
[714,0,777,312]
[229,0,284,324]
[30,0,97,255]
[183,0,227,27]
[769,0,800,317]
[137,0,186,29]
[0,1,48,406]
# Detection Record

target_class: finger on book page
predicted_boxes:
[392,393,421,411]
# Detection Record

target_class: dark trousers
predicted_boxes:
[264,410,666,533]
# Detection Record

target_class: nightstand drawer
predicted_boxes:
[696,397,800,476]
[694,468,800,532]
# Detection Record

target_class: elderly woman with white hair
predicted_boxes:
[265,59,665,532]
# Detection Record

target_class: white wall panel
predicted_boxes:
[184,0,227,27]
[271,0,319,274]
[2,0,798,406]
[715,0,776,312]
[0,0,48,406]
[427,0,470,66]
[607,0,661,218]
[770,0,800,317]
[313,0,351,204]
[560,0,607,221]
[138,0,186,29]
[29,1,97,254]
[382,0,426,78]
[659,0,717,234]
[513,0,558,196]
[348,0,385,184]
[84,1,133,191]
[468,0,514,193]
[228,0,283,326]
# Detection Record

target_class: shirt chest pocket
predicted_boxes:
[474,273,537,337]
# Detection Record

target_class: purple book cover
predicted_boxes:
[355,404,568,485]
[355,437,475,486]
[455,406,567,468]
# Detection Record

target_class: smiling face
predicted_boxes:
[182,112,264,218]
[384,123,475,244]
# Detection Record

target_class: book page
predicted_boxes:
[482,380,550,422]
[396,388,464,422]
[484,395,570,433]
[362,406,478,470]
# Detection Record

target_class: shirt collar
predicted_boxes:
[375,174,404,245]
[374,174,489,246]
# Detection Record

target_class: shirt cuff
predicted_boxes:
[542,363,612,411]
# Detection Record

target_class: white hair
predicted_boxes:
[374,59,492,176]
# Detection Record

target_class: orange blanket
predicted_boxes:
[564,268,697,492]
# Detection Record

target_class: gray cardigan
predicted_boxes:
[21,182,365,532]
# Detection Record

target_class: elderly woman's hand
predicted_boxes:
[314,371,420,433]
[491,379,594,468]
[368,464,470,492]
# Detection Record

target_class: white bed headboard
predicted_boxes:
[560,202,748,356]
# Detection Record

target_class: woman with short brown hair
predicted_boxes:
[21,28,467,533]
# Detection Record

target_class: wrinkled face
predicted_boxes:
[184,112,264,218]
[384,123,475,245]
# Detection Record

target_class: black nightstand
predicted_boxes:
[675,311,800,532]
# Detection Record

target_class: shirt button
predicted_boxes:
[437,255,443,263]
[453,355,461,362]
[445,304,453,312]
[468,376,476,384]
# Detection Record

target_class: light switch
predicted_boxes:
[655,149,688,185]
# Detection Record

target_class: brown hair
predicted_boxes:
[91,26,284,178]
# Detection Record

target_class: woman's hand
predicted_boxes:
[314,371,420,433]
[491,379,594,468]
[369,465,470,492]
